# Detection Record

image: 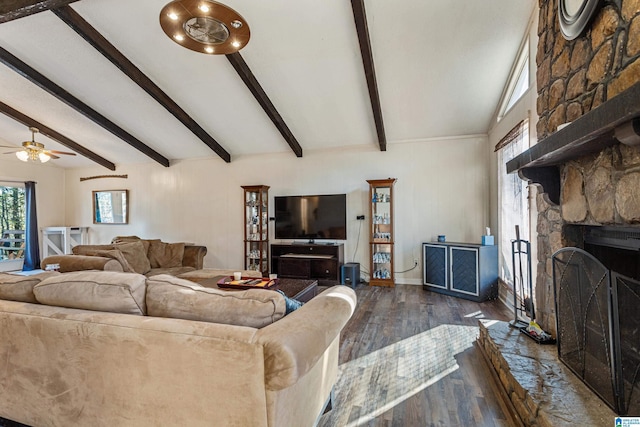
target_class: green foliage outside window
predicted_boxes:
[0,186,26,261]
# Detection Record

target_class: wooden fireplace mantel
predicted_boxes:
[507,81,640,205]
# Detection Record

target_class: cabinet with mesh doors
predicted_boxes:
[422,242,498,302]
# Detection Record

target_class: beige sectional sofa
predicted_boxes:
[0,270,356,427]
[40,235,207,277]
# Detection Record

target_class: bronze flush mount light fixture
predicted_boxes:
[159,0,250,54]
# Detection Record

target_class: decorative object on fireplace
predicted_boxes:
[558,0,601,40]
[553,247,640,415]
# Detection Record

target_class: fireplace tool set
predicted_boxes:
[510,225,555,344]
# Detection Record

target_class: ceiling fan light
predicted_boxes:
[39,152,51,163]
[199,4,210,13]
[16,150,29,162]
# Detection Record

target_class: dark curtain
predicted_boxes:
[22,181,40,271]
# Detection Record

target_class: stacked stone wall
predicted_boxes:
[537,0,640,140]
[534,0,640,333]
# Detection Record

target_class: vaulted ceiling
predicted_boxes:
[0,0,535,170]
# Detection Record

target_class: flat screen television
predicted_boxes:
[275,194,347,240]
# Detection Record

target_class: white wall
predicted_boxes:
[64,136,491,285]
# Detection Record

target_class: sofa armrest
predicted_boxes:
[182,245,207,269]
[41,255,125,273]
[254,286,356,391]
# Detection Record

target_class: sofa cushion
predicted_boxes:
[0,271,60,303]
[114,241,151,275]
[73,244,115,255]
[69,249,134,273]
[111,236,160,256]
[34,271,147,315]
[41,255,125,273]
[146,274,286,328]
[147,241,185,268]
[73,241,150,274]
[147,266,196,277]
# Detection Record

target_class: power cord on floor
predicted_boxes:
[396,260,419,274]
[350,219,363,263]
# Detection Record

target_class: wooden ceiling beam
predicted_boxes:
[53,5,231,163]
[0,101,116,170]
[351,0,387,151]
[226,52,303,157]
[0,46,170,167]
[0,0,78,23]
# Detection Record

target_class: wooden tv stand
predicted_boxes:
[271,243,344,286]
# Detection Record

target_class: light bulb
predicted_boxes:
[204,46,214,53]
[16,151,29,162]
[199,4,210,12]
[38,152,51,163]
[168,12,179,20]
[174,34,184,41]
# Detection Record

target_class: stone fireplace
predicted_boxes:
[508,0,640,337]
[493,0,640,421]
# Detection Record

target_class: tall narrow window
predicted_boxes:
[496,120,530,287]
[497,37,530,121]
[0,185,26,271]
[504,56,529,112]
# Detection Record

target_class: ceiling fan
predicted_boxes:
[1,127,76,163]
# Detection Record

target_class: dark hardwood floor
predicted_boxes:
[317,283,517,427]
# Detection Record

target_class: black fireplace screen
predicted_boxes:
[613,272,640,415]
[553,247,640,415]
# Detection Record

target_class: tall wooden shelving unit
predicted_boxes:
[242,185,269,276]
[367,178,396,287]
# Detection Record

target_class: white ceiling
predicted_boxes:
[0,0,535,170]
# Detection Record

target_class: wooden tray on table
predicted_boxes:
[217,276,278,290]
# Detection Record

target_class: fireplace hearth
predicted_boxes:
[552,242,640,415]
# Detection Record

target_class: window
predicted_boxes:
[0,185,26,267]
[496,120,530,287]
[497,37,530,121]
[504,56,529,112]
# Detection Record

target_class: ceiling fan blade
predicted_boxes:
[49,154,60,160]
[0,145,19,148]
[48,150,76,156]
[3,150,19,154]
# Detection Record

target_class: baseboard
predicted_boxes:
[395,278,422,286]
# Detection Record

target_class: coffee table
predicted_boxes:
[186,276,318,302]
[275,278,318,303]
